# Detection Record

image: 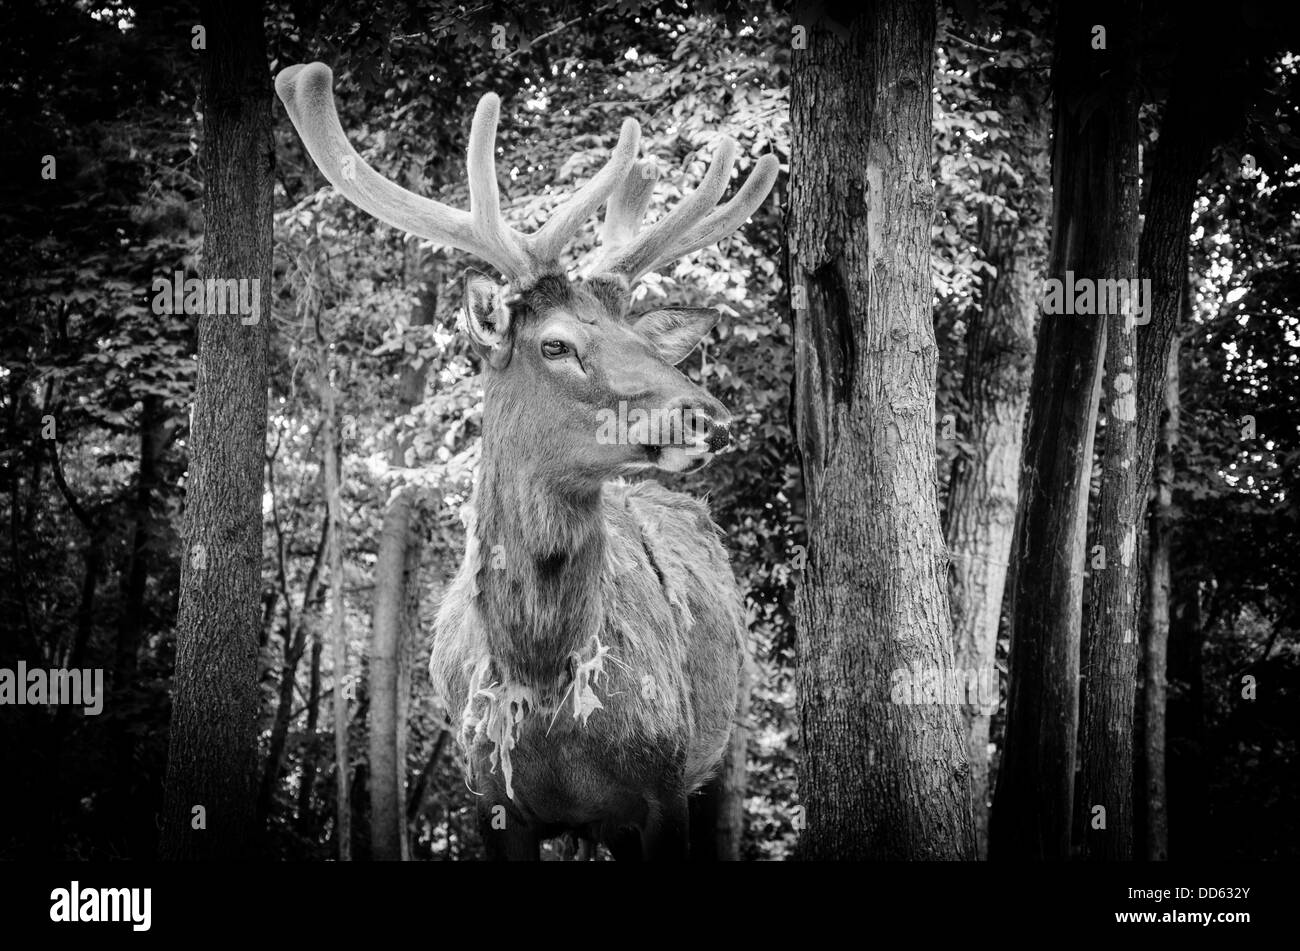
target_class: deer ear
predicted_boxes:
[632,307,719,365]
[459,272,513,368]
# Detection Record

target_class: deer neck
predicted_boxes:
[472,432,607,689]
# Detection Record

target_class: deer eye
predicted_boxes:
[540,339,570,360]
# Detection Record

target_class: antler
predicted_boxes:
[275,62,641,288]
[587,140,780,285]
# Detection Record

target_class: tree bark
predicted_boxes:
[159,0,272,861]
[396,529,422,861]
[368,492,411,860]
[790,1,974,860]
[1144,329,1180,861]
[990,3,1132,860]
[1075,13,1144,860]
[943,65,1049,860]
[368,283,435,861]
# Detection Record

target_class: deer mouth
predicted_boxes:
[650,443,712,473]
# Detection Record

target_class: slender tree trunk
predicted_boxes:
[257,517,327,823]
[116,394,163,686]
[989,4,1135,860]
[321,358,350,861]
[713,653,754,860]
[159,0,271,861]
[944,71,1049,860]
[1133,27,1243,505]
[688,652,753,861]
[1144,330,1180,861]
[368,281,435,860]
[113,394,166,856]
[406,729,449,827]
[395,533,421,861]
[295,633,325,838]
[790,1,973,860]
[368,492,411,860]
[1168,579,1207,857]
[44,434,104,851]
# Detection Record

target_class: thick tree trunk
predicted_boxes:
[1075,17,1143,861]
[989,4,1132,860]
[368,283,435,861]
[790,1,974,860]
[159,0,271,860]
[1078,17,1228,860]
[1144,333,1180,861]
[944,71,1049,860]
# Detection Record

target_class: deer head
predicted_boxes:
[275,63,778,485]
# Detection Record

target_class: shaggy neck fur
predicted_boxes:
[472,390,608,692]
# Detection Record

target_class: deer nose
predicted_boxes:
[670,399,732,453]
[705,420,731,452]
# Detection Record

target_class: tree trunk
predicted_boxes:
[943,68,1049,860]
[407,729,449,827]
[1133,26,1244,505]
[113,394,167,856]
[257,516,327,823]
[1074,13,1143,860]
[116,394,163,686]
[688,652,753,861]
[1144,330,1180,861]
[295,633,325,839]
[713,653,753,860]
[368,283,435,860]
[1167,579,1207,858]
[368,492,411,861]
[790,1,974,860]
[396,530,422,861]
[321,358,350,861]
[158,0,272,860]
[1078,14,1232,859]
[989,4,1134,860]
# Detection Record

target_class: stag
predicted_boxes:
[276,63,777,860]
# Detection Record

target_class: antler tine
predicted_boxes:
[658,153,781,265]
[585,137,738,281]
[530,119,642,266]
[276,64,534,283]
[463,93,537,282]
[599,160,660,249]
